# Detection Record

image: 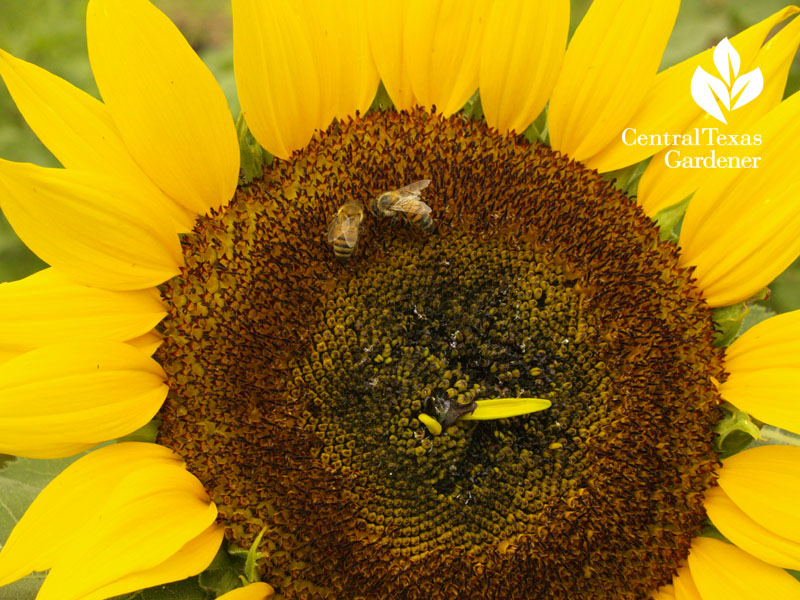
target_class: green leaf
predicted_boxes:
[0,573,46,600]
[712,288,771,346]
[0,454,13,470]
[767,256,800,314]
[603,158,650,196]
[0,451,101,599]
[0,453,88,542]
[712,302,749,347]
[198,542,246,596]
[740,302,776,335]
[461,91,483,120]
[368,80,393,112]
[715,402,762,458]
[111,577,211,600]
[116,418,160,444]
[522,107,549,145]
[699,524,729,544]
[653,196,690,243]
[236,112,272,183]
[245,527,268,583]
[227,545,251,559]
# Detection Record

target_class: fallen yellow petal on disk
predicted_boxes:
[717,445,800,542]
[36,461,218,600]
[480,0,568,134]
[705,485,800,570]
[79,524,224,600]
[87,0,239,215]
[404,0,491,116]
[366,1,417,110]
[0,342,167,458]
[0,443,180,586]
[219,581,276,600]
[233,0,321,160]
[295,0,379,123]
[0,160,182,290]
[548,0,679,161]
[679,91,800,307]
[0,268,165,363]
[721,311,800,433]
[636,11,800,215]
[672,565,702,600]
[419,412,443,436]
[688,536,800,599]
[0,48,195,231]
[585,6,800,174]
[461,398,551,420]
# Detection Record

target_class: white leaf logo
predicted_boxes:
[690,37,763,124]
[713,38,740,85]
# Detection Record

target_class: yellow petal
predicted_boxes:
[233,0,321,160]
[0,442,180,586]
[80,525,224,600]
[548,0,679,161]
[720,368,800,435]
[721,310,800,432]
[366,2,418,110]
[218,582,276,600]
[0,160,182,290]
[0,268,165,363]
[461,398,551,420]
[36,461,217,600]
[673,565,702,600]
[636,12,800,215]
[724,309,800,370]
[419,412,443,436]
[295,0,379,122]
[479,0,569,134]
[0,48,195,231]
[679,91,800,307]
[585,7,800,173]
[688,536,800,599]
[87,0,238,215]
[651,583,676,600]
[127,331,164,357]
[705,485,800,570]
[0,342,167,458]
[404,0,491,116]
[717,445,800,542]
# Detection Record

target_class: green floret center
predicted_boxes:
[291,231,607,557]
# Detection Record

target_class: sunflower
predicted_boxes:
[1,0,800,598]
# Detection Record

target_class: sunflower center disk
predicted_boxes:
[157,109,724,600]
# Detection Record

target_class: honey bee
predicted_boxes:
[327,199,365,260]
[369,179,434,231]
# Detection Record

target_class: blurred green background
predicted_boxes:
[0,0,798,311]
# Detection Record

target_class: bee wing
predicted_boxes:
[393,196,433,215]
[397,179,431,195]
[326,215,341,243]
[341,217,361,247]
